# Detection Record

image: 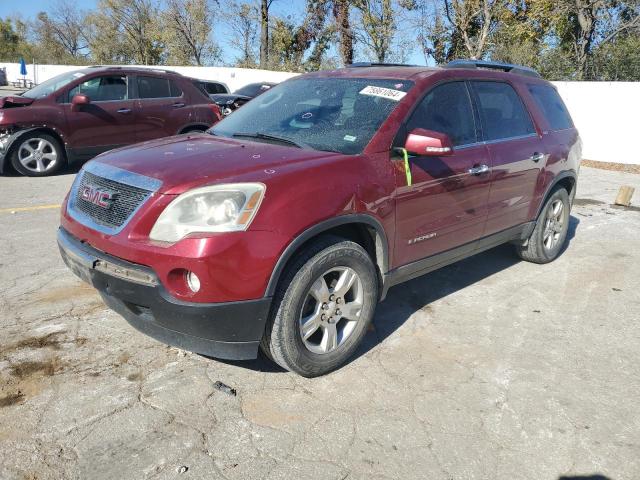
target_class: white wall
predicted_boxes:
[552,81,639,165]
[1,62,638,164]
[0,62,298,93]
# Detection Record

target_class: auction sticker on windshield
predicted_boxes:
[359,85,407,101]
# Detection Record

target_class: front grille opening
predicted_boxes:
[73,171,152,229]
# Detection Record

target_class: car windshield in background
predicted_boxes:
[212,78,414,155]
[234,83,274,97]
[22,70,85,99]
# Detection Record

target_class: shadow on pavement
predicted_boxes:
[558,475,611,480]
[215,215,580,374]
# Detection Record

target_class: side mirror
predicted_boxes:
[404,128,454,156]
[71,94,91,110]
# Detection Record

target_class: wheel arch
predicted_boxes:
[535,170,577,218]
[265,214,389,298]
[0,127,68,173]
[177,124,210,134]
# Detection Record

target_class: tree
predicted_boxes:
[260,0,277,67]
[226,1,259,67]
[442,0,504,60]
[32,0,89,63]
[332,0,354,65]
[353,0,396,62]
[162,0,220,65]
[88,0,164,65]
[0,19,21,61]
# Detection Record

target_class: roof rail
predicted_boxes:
[347,62,419,68]
[445,59,541,78]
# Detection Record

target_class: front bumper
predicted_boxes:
[57,227,271,360]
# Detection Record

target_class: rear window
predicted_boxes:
[471,81,536,141]
[137,76,182,99]
[528,84,573,131]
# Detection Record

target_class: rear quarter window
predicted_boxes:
[527,84,573,131]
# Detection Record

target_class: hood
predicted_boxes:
[91,133,342,195]
[209,93,251,105]
[0,96,34,109]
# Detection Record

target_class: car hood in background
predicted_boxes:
[0,96,34,109]
[209,93,251,105]
[90,133,341,195]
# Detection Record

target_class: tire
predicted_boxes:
[10,132,65,177]
[516,187,570,263]
[261,236,378,377]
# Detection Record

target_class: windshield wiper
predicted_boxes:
[232,132,308,149]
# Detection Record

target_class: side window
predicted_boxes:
[169,80,183,97]
[406,82,477,147]
[471,81,536,141]
[138,76,172,99]
[68,76,127,102]
[527,84,573,131]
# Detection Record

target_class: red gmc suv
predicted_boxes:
[58,60,581,377]
[0,66,221,177]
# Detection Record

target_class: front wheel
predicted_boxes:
[261,236,378,377]
[10,132,65,177]
[516,187,570,263]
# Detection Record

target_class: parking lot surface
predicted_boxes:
[0,165,639,480]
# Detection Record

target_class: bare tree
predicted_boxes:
[443,0,503,60]
[226,1,259,66]
[33,0,89,61]
[163,0,220,65]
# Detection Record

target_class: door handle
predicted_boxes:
[172,102,186,108]
[531,152,545,162]
[117,108,132,114]
[468,164,490,176]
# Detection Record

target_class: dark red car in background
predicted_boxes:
[58,60,581,376]
[0,66,221,177]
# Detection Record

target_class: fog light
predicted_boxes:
[186,271,201,293]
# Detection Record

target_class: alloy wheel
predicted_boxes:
[299,266,364,355]
[542,199,565,250]
[18,138,58,173]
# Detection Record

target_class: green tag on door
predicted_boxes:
[401,148,412,186]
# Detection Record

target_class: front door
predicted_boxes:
[394,81,492,267]
[63,74,135,158]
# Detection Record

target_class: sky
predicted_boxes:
[0,0,426,66]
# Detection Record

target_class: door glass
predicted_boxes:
[406,82,477,147]
[69,76,127,102]
[472,81,536,141]
[138,76,172,98]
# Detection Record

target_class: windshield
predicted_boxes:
[234,83,273,97]
[22,70,86,99]
[213,77,414,155]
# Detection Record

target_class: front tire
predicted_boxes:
[261,236,378,377]
[10,132,65,177]
[516,187,570,263]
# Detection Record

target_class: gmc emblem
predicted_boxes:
[81,185,116,209]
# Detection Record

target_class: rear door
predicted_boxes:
[134,75,187,142]
[393,81,492,267]
[62,74,135,157]
[470,80,545,236]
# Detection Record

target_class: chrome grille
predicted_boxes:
[73,170,152,229]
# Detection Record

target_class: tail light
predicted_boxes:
[209,104,222,121]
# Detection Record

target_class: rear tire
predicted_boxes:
[261,236,378,377]
[10,132,65,177]
[516,187,570,264]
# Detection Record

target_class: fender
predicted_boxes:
[534,170,578,219]
[264,214,390,297]
[0,127,67,173]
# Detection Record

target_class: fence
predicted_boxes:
[1,62,638,165]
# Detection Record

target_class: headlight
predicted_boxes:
[149,183,265,242]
